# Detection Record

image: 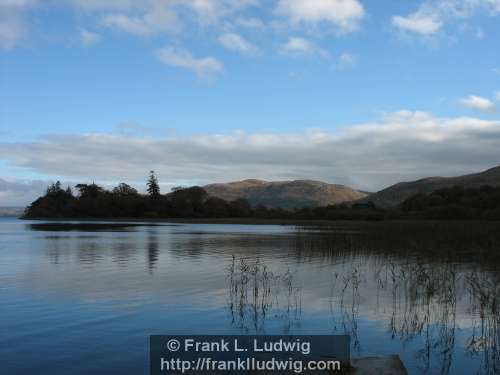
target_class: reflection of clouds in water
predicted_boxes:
[327,260,500,375]
[226,256,302,334]
[6,221,500,374]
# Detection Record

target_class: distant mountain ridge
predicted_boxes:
[0,207,24,217]
[204,166,500,209]
[203,179,369,209]
[363,165,500,207]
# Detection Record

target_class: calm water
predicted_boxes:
[1,217,499,375]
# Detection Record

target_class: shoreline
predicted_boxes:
[20,217,365,226]
[19,217,500,225]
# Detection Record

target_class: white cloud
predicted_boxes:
[64,0,259,16]
[89,0,259,30]
[280,36,326,57]
[79,28,101,46]
[276,0,365,33]
[2,111,500,193]
[95,1,260,37]
[233,16,265,29]
[0,0,37,8]
[218,32,258,55]
[181,0,259,23]
[337,52,356,67]
[181,0,223,23]
[392,13,442,35]
[62,0,140,11]
[392,0,500,37]
[0,0,37,50]
[156,47,224,79]
[102,14,154,36]
[460,95,496,113]
[101,5,180,36]
[0,178,47,207]
[496,91,500,102]
[0,13,24,50]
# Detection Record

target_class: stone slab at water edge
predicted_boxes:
[351,356,407,375]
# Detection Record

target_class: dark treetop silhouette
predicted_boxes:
[22,172,500,220]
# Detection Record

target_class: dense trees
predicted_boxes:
[26,181,77,218]
[23,179,384,220]
[112,183,138,196]
[23,176,260,219]
[22,176,500,220]
[399,185,500,220]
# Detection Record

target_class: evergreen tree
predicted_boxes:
[147,171,160,199]
[46,181,63,195]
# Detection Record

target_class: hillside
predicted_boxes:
[203,179,369,209]
[364,165,500,207]
[0,207,24,217]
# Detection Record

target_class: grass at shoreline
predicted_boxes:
[21,216,358,225]
[20,216,500,226]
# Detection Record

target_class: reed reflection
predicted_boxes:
[227,222,500,375]
[227,256,302,334]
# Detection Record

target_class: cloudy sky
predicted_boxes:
[1,0,500,206]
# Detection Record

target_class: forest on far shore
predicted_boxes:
[23,171,500,221]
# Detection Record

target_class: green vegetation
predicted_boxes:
[22,173,500,220]
[400,185,500,219]
[290,221,500,374]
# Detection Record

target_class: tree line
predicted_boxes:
[22,172,500,220]
[24,171,262,219]
[399,185,500,220]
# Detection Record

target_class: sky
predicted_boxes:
[1,0,500,206]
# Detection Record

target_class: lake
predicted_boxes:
[1,217,499,375]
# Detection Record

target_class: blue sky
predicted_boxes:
[1,0,500,205]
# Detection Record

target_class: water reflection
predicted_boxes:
[2,220,500,375]
[28,222,162,232]
[147,230,159,274]
[78,242,104,265]
[466,272,500,374]
[327,261,460,374]
[112,240,137,266]
[222,222,500,375]
[227,256,302,334]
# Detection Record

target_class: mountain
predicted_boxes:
[0,207,24,217]
[203,179,369,209]
[364,165,500,207]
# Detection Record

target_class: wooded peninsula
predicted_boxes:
[23,171,500,221]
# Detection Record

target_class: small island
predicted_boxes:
[23,170,500,221]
